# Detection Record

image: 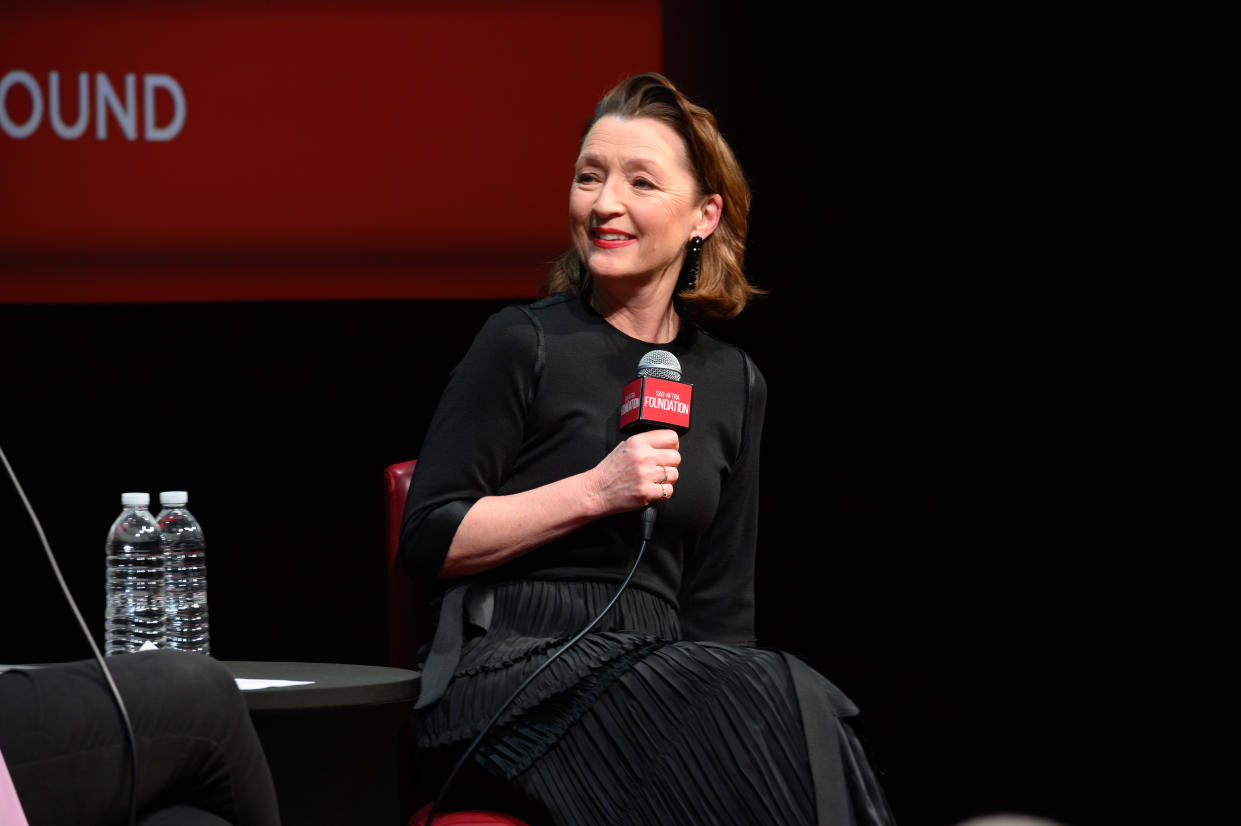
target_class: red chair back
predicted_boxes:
[384,459,427,670]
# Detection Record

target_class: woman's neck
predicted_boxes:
[590,279,681,344]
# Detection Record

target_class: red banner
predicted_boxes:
[0,1,661,303]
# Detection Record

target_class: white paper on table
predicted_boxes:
[234,678,315,691]
[132,642,314,690]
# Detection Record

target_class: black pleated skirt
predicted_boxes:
[414,580,893,826]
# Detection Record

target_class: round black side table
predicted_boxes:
[226,661,420,826]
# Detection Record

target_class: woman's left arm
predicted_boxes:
[678,351,767,645]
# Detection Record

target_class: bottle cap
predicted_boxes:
[121,492,150,507]
[160,490,189,507]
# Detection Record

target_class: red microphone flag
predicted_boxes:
[619,377,693,434]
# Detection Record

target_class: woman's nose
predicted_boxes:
[592,177,624,219]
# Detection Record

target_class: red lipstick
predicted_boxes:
[591,227,636,248]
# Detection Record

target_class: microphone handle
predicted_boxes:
[640,503,657,542]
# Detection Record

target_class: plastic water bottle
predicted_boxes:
[157,490,210,654]
[105,492,166,655]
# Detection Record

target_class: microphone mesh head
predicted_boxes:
[637,350,682,381]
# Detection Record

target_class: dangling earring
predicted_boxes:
[681,236,703,291]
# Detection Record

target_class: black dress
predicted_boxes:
[401,294,893,825]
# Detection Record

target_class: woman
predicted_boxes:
[401,73,893,825]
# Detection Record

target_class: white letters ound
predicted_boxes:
[0,70,186,141]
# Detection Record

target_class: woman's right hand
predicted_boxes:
[585,429,682,515]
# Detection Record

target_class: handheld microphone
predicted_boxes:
[619,350,693,435]
[619,350,692,540]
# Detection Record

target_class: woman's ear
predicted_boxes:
[695,193,724,239]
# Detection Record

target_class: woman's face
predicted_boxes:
[570,115,720,288]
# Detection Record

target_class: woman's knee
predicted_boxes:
[128,650,245,723]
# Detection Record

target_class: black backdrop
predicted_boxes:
[1,6,1134,826]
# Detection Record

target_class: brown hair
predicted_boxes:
[541,73,760,321]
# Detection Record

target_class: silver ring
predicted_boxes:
[659,465,669,484]
[661,483,671,500]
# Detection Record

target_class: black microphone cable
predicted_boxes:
[1,443,140,826]
[424,509,655,825]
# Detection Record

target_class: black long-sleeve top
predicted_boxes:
[399,294,766,644]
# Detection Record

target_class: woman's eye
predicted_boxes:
[575,172,599,185]
[632,177,655,189]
